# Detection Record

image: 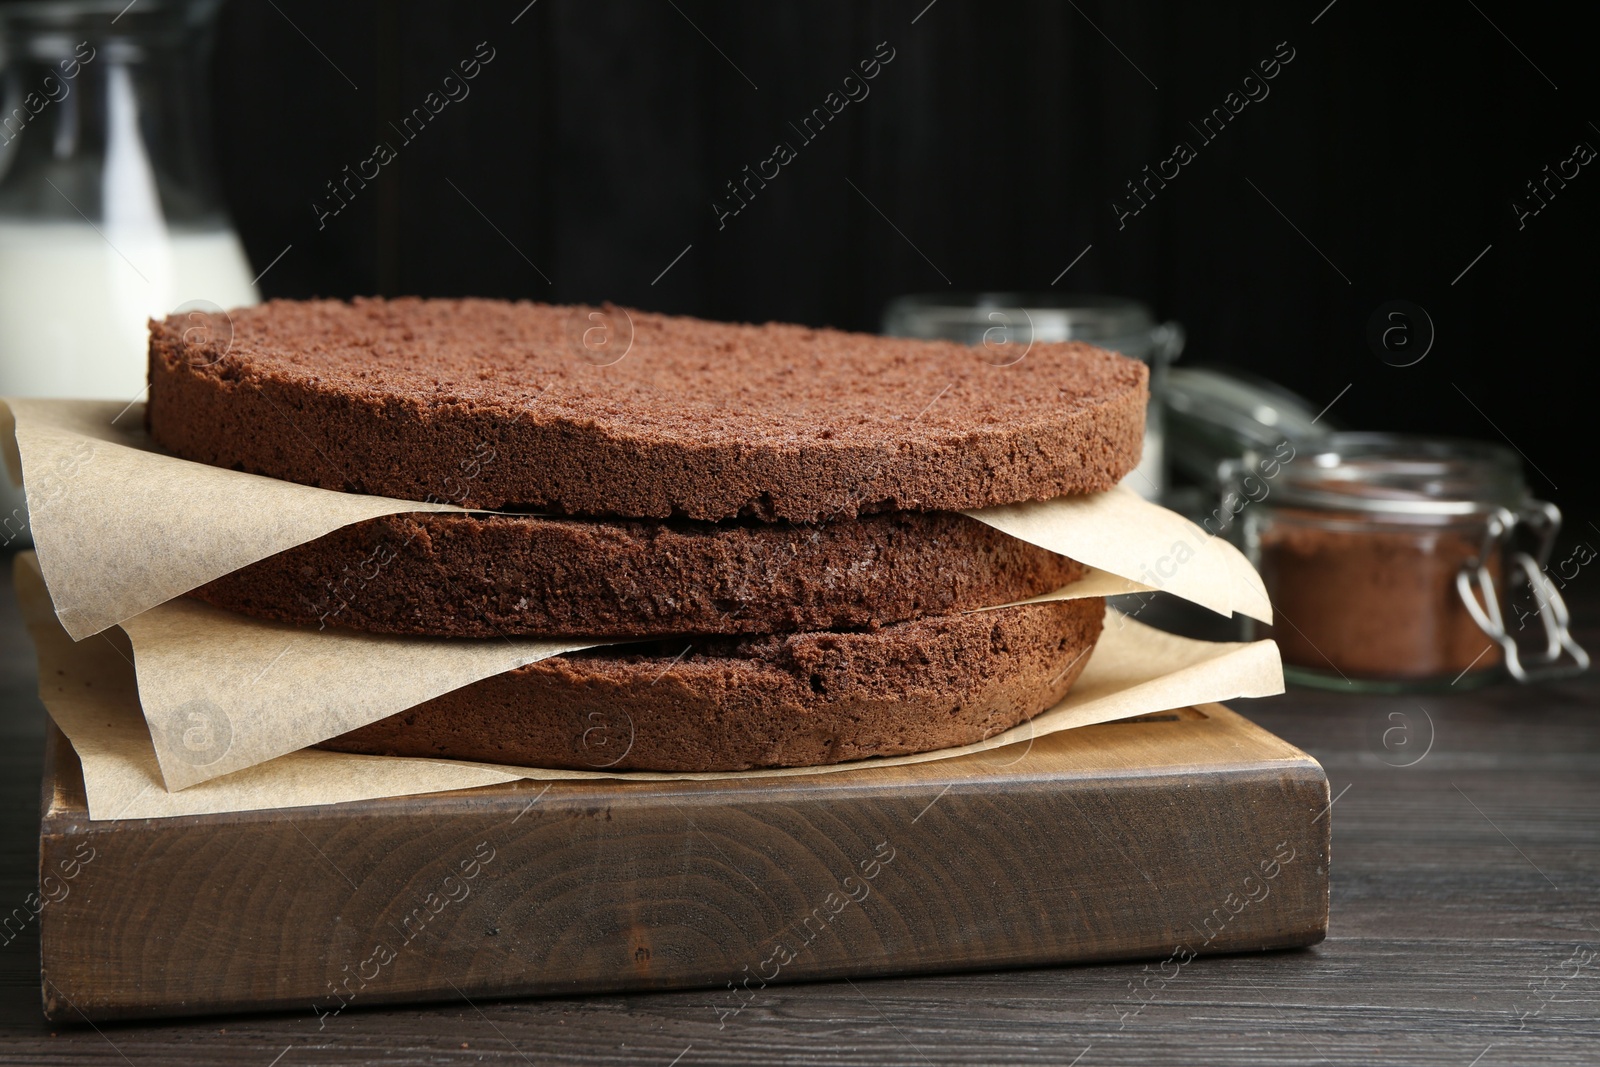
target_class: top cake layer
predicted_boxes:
[147,298,1147,521]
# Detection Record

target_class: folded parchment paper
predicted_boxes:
[17,553,1284,821]
[119,593,602,790]
[968,487,1272,624]
[4,398,1270,641]
[2,397,460,640]
[118,562,1141,790]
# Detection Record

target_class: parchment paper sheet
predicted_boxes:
[966,486,1272,624]
[4,398,1270,642]
[17,553,526,820]
[2,397,461,640]
[120,564,1142,790]
[118,593,603,790]
[17,552,1285,821]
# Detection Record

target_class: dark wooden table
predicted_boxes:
[2,551,1596,1065]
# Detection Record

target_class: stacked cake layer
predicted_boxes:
[144,297,1150,771]
[190,511,1089,636]
[147,297,1147,519]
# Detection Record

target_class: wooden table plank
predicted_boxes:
[2,551,1597,1065]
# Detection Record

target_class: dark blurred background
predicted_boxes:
[210,0,1593,520]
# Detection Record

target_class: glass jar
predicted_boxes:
[1236,433,1589,691]
[0,0,259,545]
[882,293,1182,500]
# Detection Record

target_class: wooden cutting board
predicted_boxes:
[37,703,1329,1022]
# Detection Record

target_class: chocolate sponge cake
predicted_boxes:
[148,297,1137,772]
[191,510,1088,637]
[147,297,1147,522]
[320,598,1104,772]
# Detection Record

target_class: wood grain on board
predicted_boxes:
[37,703,1328,1022]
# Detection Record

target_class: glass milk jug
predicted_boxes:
[0,0,259,544]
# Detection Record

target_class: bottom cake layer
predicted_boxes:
[320,598,1105,772]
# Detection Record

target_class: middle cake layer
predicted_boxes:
[193,510,1085,637]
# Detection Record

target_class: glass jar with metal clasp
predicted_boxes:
[1231,432,1589,691]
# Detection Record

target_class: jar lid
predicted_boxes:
[1165,366,1331,486]
[1274,432,1528,516]
[882,293,1168,357]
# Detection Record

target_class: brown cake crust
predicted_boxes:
[147,298,1147,522]
[190,510,1087,637]
[318,598,1104,772]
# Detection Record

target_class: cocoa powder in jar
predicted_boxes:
[1260,509,1501,680]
